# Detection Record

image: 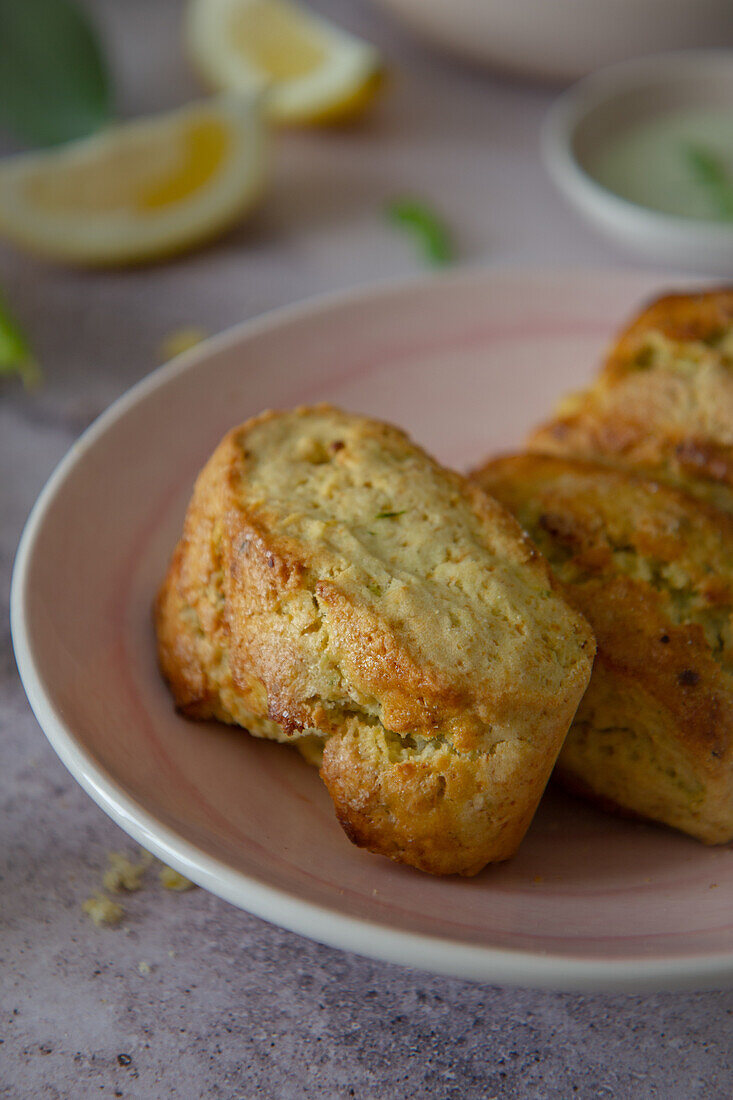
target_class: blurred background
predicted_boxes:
[2,0,731,427]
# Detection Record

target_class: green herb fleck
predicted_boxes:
[632,344,655,369]
[0,293,38,387]
[684,144,733,220]
[386,197,453,265]
[0,0,112,146]
[375,510,406,519]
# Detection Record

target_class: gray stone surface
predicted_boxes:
[2,2,732,1097]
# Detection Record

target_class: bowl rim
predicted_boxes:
[542,49,733,247]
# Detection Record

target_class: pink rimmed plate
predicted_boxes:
[12,267,733,993]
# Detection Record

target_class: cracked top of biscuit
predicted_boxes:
[157,405,594,749]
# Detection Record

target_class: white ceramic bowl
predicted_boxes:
[543,52,733,274]
[371,0,732,83]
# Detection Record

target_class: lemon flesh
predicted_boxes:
[0,96,266,265]
[230,0,328,80]
[186,0,382,124]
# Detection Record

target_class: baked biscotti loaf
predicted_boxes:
[476,451,733,844]
[155,406,594,875]
[528,289,733,511]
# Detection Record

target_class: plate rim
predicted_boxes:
[11,263,732,993]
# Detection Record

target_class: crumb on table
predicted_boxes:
[82,894,124,927]
[103,850,153,893]
[158,326,208,361]
[159,865,196,891]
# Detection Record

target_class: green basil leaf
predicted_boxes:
[684,144,733,220]
[0,293,39,387]
[0,0,112,146]
[386,197,453,265]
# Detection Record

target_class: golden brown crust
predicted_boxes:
[610,289,733,351]
[156,406,595,875]
[528,289,733,511]
[475,452,733,843]
[321,724,541,876]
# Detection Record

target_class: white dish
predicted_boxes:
[371,0,732,83]
[544,52,733,273]
[12,267,733,992]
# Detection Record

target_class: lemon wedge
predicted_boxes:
[185,0,382,124]
[0,96,266,265]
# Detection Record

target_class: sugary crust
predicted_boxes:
[476,452,733,843]
[528,289,733,511]
[156,406,595,875]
